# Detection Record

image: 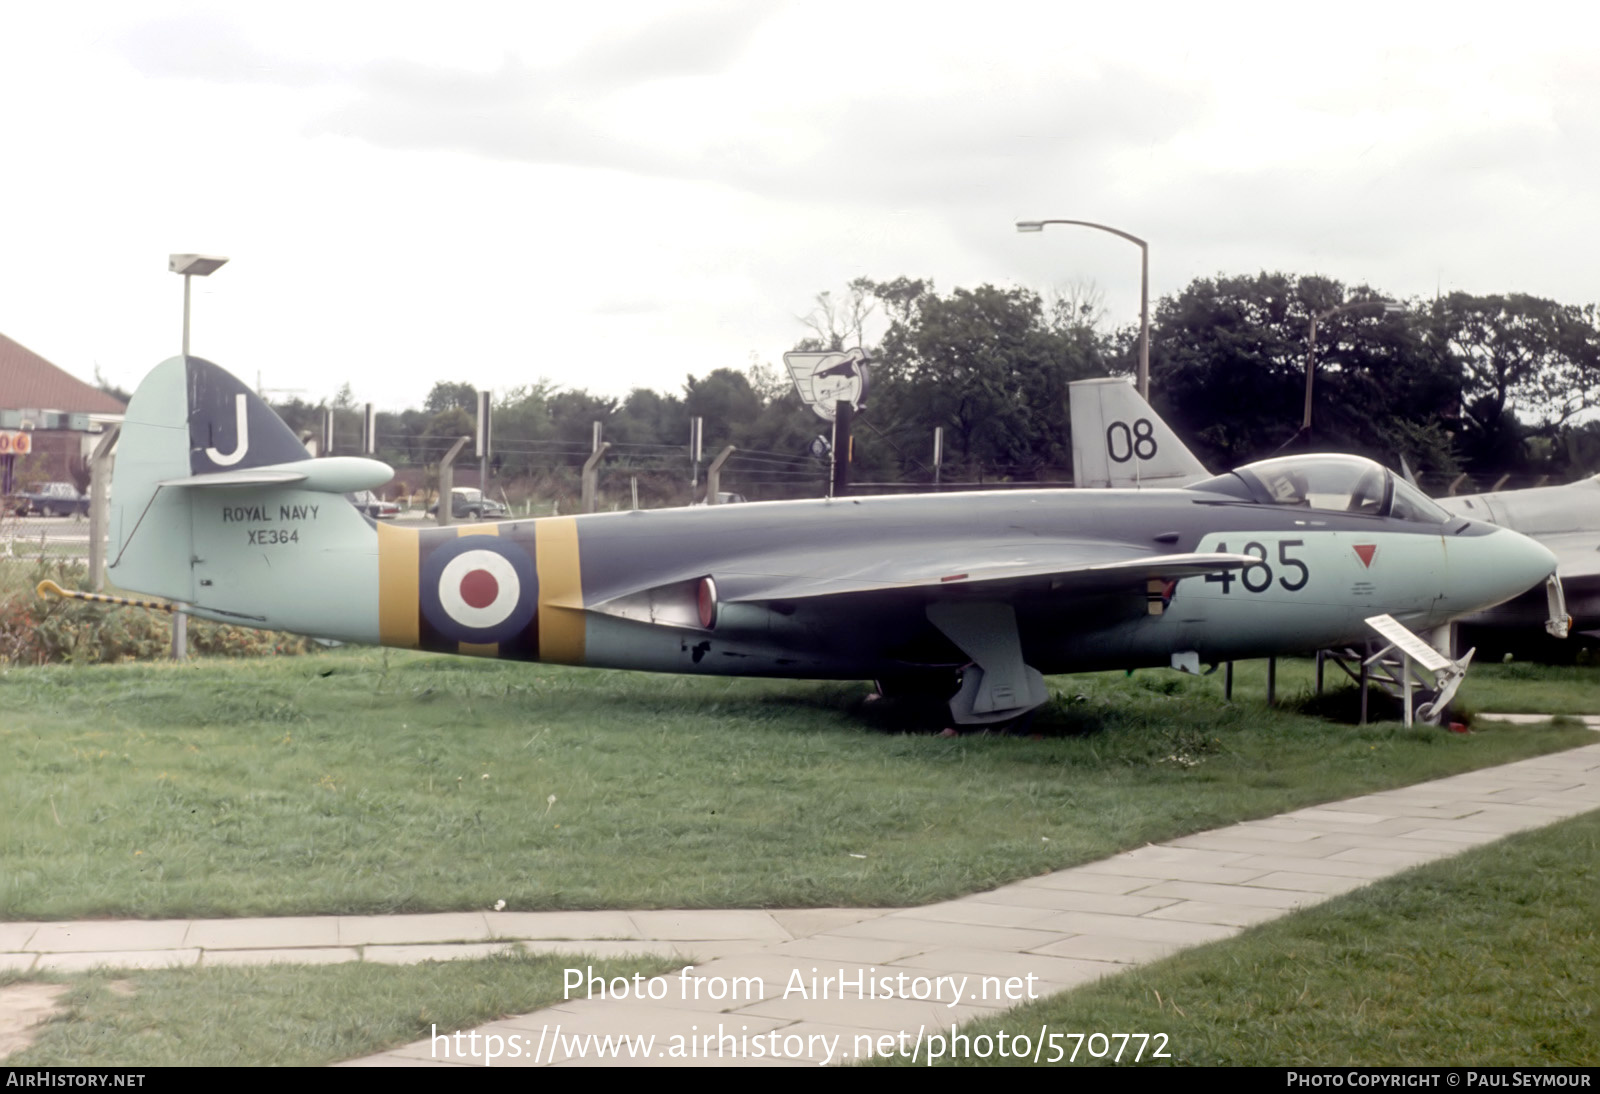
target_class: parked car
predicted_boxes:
[346,490,400,520]
[8,482,88,517]
[691,491,749,506]
[426,487,510,520]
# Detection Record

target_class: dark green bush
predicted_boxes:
[0,561,312,664]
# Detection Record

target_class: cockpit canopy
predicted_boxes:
[1189,454,1453,525]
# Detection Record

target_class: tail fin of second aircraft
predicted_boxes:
[107,356,392,641]
[1068,377,1211,488]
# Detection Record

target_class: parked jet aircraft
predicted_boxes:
[86,358,1557,725]
[1069,378,1585,639]
[1435,480,1600,637]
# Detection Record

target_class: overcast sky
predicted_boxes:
[3,1,1597,412]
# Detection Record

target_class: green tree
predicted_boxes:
[374,408,428,468]
[548,391,618,461]
[610,387,686,447]
[684,369,761,451]
[1428,293,1600,472]
[868,282,1099,476]
[424,381,478,415]
[420,407,475,464]
[491,382,557,476]
[1147,272,1456,471]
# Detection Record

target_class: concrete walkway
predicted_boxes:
[6,736,1598,1067]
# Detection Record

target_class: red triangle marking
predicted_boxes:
[1353,544,1376,568]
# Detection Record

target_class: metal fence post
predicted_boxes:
[706,446,736,504]
[582,442,611,513]
[437,436,470,526]
[87,426,120,593]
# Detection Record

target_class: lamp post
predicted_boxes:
[1017,219,1150,399]
[1304,299,1403,433]
[167,253,229,660]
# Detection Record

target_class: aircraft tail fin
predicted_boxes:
[106,357,389,642]
[1069,378,1210,488]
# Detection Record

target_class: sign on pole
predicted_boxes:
[782,348,871,422]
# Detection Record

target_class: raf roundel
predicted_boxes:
[420,536,538,645]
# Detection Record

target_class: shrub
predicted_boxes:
[0,560,313,665]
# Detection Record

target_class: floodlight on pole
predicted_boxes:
[167,252,229,661]
[1016,219,1150,399]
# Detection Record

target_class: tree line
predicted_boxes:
[264,271,1600,498]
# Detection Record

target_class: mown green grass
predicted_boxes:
[2,649,1592,919]
[883,809,1600,1067]
[2,951,681,1067]
[1450,659,1600,716]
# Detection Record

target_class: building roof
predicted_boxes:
[0,332,126,416]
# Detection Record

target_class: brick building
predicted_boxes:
[0,333,125,494]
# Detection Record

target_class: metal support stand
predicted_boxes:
[1360,648,1369,725]
[1319,617,1476,727]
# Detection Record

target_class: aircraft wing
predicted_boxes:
[704,544,1254,604]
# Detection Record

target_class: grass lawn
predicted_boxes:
[881,808,1600,1067]
[1,951,682,1067]
[1,648,1593,919]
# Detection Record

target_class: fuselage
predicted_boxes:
[336,475,1553,680]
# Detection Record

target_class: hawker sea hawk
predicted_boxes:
[78,358,1559,725]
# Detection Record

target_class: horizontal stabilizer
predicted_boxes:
[161,456,393,493]
[161,469,306,487]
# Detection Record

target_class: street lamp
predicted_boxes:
[1017,219,1150,399]
[169,254,229,357]
[167,253,229,660]
[1303,298,1404,433]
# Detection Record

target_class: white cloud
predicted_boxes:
[1,1,1599,411]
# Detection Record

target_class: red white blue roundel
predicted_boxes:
[420,536,538,645]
